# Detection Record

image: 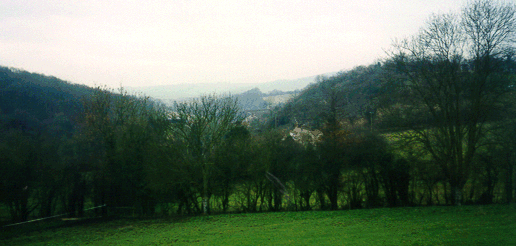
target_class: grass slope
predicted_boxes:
[2,204,514,245]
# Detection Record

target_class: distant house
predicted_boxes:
[288,126,322,145]
[167,111,184,123]
[242,113,258,127]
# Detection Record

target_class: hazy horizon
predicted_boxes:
[1,0,464,88]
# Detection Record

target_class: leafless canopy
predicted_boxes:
[389,0,516,205]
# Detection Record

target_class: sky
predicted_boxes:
[0,0,465,88]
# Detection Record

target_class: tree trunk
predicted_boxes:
[451,184,463,206]
[203,162,209,215]
[505,153,514,204]
[327,187,338,210]
[316,189,326,210]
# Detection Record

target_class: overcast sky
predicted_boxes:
[0,0,465,88]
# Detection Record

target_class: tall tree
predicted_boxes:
[80,87,168,215]
[171,95,242,214]
[212,124,253,212]
[316,84,349,210]
[0,129,40,222]
[390,0,515,205]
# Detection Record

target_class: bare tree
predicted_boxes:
[171,95,242,214]
[390,0,515,205]
[463,0,516,64]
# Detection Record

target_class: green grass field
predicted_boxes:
[2,204,514,245]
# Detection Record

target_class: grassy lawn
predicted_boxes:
[1,204,514,245]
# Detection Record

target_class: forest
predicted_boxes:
[1,0,515,225]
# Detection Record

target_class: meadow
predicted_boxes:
[1,204,514,245]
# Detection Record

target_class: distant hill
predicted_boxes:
[0,66,98,136]
[235,87,301,111]
[270,64,385,129]
[270,59,516,131]
[236,88,267,110]
[0,66,94,120]
[255,73,338,93]
[0,66,336,129]
[127,72,339,101]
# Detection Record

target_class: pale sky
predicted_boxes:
[0,0,465,88]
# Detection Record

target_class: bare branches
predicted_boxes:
[171,94,243,214]
[422,13,465,62]
[463,0,516,59]
[388,0,516,205]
